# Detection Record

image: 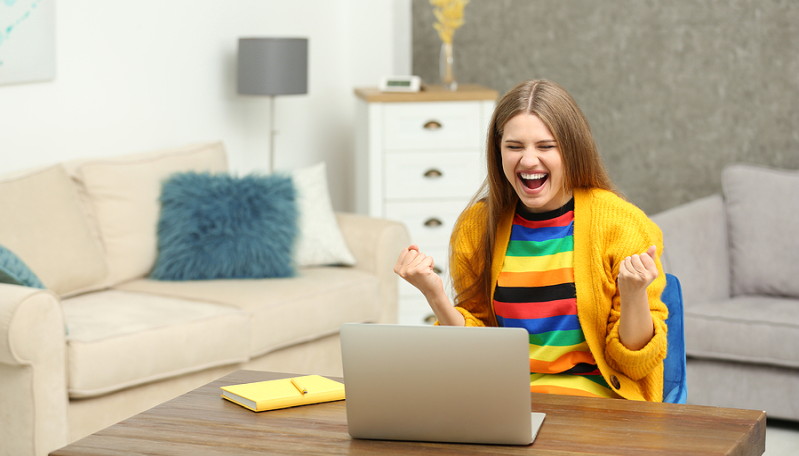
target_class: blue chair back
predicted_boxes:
[662,273,688,404]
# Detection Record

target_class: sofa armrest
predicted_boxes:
[0,285,68,456]
[651,194,731,305]
[335,212,410,324]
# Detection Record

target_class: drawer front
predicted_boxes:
[385,200,466,248]
[398,296,437,326]
[383,102,482,150]
[384,151,483,200]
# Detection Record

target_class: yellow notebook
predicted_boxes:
[220,375,346,412]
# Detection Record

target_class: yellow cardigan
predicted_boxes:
[449,188,668,401]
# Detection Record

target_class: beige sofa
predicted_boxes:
[0,142,409,456]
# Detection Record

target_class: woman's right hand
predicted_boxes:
[393,244,465,326]
[393,245,445,298]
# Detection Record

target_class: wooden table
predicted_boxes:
[51,370,766,455]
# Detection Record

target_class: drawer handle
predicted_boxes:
[423,168,443,179]
[424,218,443,228]
[423,120,443,130]
[433,266,443,275]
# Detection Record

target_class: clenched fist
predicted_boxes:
[617,245,659,295]
[393,245,445,299]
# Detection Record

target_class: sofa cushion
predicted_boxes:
[116,266,380,357]
[70,142,228,287]
[0,166,108,296]
[685,296,799,369]
[151,172,297,280]
[62,290,250,398]
[292,163,356,267]
[722,164,799,298]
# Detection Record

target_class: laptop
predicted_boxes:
[340,323,546,445]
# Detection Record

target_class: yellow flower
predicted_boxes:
[430,0,469,44]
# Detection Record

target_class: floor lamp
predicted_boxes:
[237,37,309,172]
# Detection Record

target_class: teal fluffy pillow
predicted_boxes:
[0,245,45,288]
[150,172,298,280]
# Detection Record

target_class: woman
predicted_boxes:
[394,79,668,401]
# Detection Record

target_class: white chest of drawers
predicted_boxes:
[354,85,497,325]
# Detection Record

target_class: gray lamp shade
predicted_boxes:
[237,38,308,96]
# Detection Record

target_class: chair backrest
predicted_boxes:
[662,273,688,404]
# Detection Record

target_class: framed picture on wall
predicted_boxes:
[0,0,55,86]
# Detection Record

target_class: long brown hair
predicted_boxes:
[451,79,616,315]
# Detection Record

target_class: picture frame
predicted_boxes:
[0,0,55,86]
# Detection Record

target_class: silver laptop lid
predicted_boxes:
[340,323,537,445]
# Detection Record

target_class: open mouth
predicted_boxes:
[520,172,548,190]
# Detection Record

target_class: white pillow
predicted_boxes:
[292,163,356,266]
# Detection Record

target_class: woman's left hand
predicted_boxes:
[617,245,659,295]
[616,245,659,350]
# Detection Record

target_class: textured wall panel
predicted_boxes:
[413,0,799,213]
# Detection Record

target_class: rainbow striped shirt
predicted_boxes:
[494,199,616,398]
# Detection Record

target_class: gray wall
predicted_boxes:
[412,0,799,214]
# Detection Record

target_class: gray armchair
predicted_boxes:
[652,164,799,421]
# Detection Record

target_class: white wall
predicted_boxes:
[0,0,411,210]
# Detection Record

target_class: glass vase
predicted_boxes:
[439,42,458,91]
